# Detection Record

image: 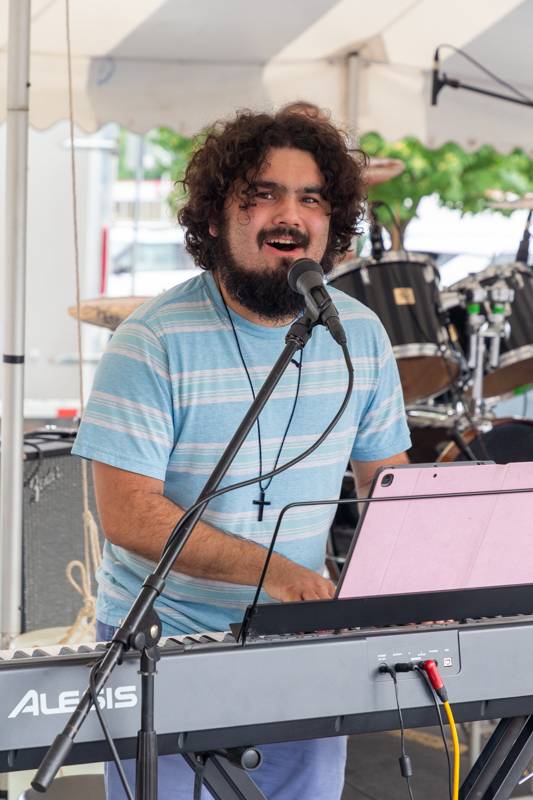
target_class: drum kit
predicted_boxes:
[70,161,533,466]
[329,195,533,467]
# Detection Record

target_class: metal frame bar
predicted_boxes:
[183,754,267,800]
[1,0,31,646]
[460,715,533,800]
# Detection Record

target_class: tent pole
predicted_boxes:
[346,52,360,134]
[1,0,31,646]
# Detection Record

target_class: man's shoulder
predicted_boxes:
[126,272,216,332]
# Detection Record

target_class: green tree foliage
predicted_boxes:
[119,127,533,245]
[150,127,200,206]
[117,128,199,207]
[361,132,533,248]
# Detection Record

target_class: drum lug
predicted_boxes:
[360,266,370,285]
[424,265,435,283]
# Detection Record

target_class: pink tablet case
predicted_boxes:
[336,461,533,599]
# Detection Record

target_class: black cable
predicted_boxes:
[221,289,303,498]
[89,661,134,800]
[415,665,452,800]
[382,666,415,800]
[237,340,353,638]
[61,324,353,784]
[22,440,45,488]
[436,44,533,104]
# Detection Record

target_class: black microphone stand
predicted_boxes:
[432,68,533,109]
[31,312,317,798]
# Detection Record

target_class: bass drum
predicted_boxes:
[449,262,533,399]
[407,409,533,464]
[329,252,459,404]
[438,417,533,463]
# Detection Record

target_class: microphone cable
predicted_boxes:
[79,338,354,794]
[379,664,415,800]
[89,660,134,800]
[162,338,353,557]
[435,44,533,104]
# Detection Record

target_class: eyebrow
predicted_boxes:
[250,180,325,195]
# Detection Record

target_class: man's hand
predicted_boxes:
[92,462,337,597]
[265,557,335,602]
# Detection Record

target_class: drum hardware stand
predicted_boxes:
[466,284,513,417]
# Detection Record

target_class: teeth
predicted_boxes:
[267,239,297,245]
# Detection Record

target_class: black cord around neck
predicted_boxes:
[219,287,303,513]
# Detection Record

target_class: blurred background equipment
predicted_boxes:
[329,251,459,404]
[0,429,99,634]
[362,157,405,186]
[448,263,533,401]
[68,296,149,331]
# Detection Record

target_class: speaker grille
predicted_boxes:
[11,432,102,632]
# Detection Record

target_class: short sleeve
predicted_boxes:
[351,324,411,461]
[72,319,174,480]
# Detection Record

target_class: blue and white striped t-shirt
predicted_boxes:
[73,271,411,634]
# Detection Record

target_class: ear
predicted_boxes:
[209,221,218,237]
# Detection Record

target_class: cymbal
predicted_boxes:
[364,157,405,186]
[68,296,150,331]
[489,195,533,210]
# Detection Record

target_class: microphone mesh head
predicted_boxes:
[287,258,324,291]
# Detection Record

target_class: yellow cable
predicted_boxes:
[443,700,460,800]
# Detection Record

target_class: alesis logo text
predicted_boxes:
[8,686,137,718]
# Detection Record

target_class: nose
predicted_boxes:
[271,193,302,228]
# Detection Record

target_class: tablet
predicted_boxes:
[335,461,533,599]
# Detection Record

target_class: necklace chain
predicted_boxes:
[218,287,303,520]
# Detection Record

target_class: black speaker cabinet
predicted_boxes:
[9,430,101,632]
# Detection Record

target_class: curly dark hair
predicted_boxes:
[178,109,367,271]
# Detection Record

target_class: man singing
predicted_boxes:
[73,107,411,799]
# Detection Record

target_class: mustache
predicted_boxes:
[257,226,309,248]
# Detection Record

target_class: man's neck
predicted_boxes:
[213,272,294,328]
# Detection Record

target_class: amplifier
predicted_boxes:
[1,429,101,633]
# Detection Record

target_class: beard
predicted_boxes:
[214,226,335,323]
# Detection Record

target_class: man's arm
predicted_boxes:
[351,451,410,498]
[92,461,334,603]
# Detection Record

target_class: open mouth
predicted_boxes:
[265,238,303,253]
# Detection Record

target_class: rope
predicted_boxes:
[63,0,101,643]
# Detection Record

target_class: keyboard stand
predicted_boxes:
[183,752,267,799]
[460,715,533,799]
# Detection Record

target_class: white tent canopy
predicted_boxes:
[1,0,532,151]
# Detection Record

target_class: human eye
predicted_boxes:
[302,194,323,206]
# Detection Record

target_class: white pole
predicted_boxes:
[346,52,360,133]
[1,0,31,646]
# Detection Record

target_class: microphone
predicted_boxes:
[288,259,347,345]
[369,203,384,260]
[431,48,442,106]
